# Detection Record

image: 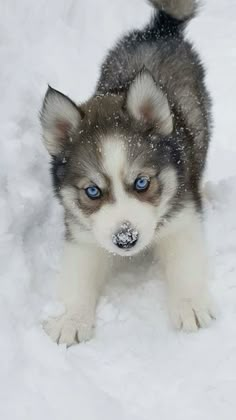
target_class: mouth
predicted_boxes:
[93,220,155,257]
[109,247,141,257]
[95,233,151,257]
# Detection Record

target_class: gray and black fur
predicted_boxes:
[96,0,211,203]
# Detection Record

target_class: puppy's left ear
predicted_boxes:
[126,70,173,135]
[40,86,82,156]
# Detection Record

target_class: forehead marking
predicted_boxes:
[102,137,126,177]
[102,137,128,199]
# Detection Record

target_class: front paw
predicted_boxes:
[43,310,94,346]
[169,293,217,332]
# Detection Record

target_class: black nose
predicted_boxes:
[112,222,139,250]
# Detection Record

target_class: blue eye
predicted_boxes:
[134,176,150,192]
[85,186,101,199]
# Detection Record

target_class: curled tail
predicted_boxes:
[148,0,198,37]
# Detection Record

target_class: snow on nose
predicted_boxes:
[112,222,139,250]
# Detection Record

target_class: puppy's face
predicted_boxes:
[41,71,182,256]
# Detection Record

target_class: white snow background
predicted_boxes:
[0,0,236,419]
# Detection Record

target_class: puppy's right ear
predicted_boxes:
[40,86,81,156]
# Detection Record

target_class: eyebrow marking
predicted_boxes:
[76,173,107,190]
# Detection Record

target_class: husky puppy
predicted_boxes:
[41,0,216,345]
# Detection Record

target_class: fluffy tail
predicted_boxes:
[147,0,198,37]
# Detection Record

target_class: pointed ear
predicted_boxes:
[126,70,173,135]
[40,86,81,156]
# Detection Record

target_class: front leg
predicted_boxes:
[156,208,216,332]
[44,241,109,345]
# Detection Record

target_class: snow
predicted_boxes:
[112,222,139,248]
[0,0,236,419]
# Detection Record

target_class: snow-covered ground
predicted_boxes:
[1,0,236,419]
